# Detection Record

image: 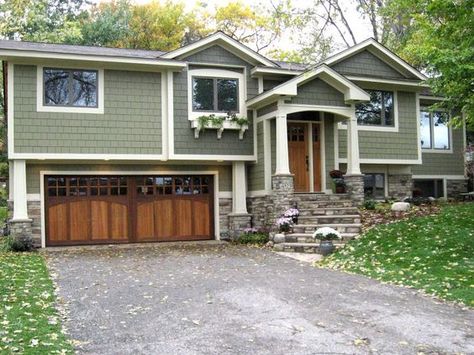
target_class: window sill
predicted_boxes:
[190,120,248,140]
[37,105,104,114]
[337,122,398,132]
[421,149,453,154]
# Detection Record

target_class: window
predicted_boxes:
[364,173,385,199]
[420,109,450,150]
[356,90,394,126]
[44,68,98,108]
[192,77,238,112]
[414,179,444,198]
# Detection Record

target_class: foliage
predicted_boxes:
[234,232,269,245]
[312,227,341,241]
[329,169,344,178]
[283,208,299,218]
[276,216,293,232]
[196,114,226,130]
[2,235,34,252]
[0,252,73,353]
[229,113,249,127]
[363,199,377,210]
[386,0,474,128]
[319,203,474,305]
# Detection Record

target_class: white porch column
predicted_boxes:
[232,161,248,214]
[346,108,361,175]
[12,159,29,221]
[275,113,290,175]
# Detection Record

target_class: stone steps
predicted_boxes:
[273,242,345,253]
[292,223,362,234]
[294,200,355,209]
[298,207,359,216]
[297,214,361,224]
[284,233,358,243]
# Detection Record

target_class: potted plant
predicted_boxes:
[329,170,346,193]
[276,216,293,233]
[284,208,300,224]
[312,227,341,256]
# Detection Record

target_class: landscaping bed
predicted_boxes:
[318,203,474,306]
[0,251,72,354]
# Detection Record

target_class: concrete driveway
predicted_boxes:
[45,243,474,354]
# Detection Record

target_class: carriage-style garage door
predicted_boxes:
[45,175,214,246]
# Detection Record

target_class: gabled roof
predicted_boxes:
[161,31,278,68]
[247,64,370,108]
[322,38,427,81]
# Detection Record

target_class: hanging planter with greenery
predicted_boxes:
[192,112,249,139]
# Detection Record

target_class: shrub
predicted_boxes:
[235,232,269,245]
[1,234,35,252]
[312,227,341,241]
[363,199,377,210]
[329,169,344,178]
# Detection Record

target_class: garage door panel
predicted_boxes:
[136,202,155,241]
[48,204,68,242]
[193,199,210,237]
[91,201,109,240]
[154,199,174,239]
[69,201,90,241]
[174,199,193,238]
[110,203,129,240]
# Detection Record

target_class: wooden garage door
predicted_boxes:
[45,175,214,246]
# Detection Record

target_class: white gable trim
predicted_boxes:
[162,32,277,68]
[323,38,427,81]
[247,64,370,108]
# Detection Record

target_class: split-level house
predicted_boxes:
[1,32,467,247]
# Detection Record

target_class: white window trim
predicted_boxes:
[338,91,399,132]
[187,68,246,121]
[420,107,453,154]
[36,65,105,114]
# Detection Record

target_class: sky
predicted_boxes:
[96,0,374,52]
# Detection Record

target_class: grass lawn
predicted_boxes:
[319,203,474,306]
[0,251,73,354]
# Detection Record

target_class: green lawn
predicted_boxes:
[319,203,474,306]
[0,252,73,354]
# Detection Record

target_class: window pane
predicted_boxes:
[217,79,238,112]
[192,78,214,111]
[420,111,431,148]
[356,90,382,125]
[44,69,70,106]
[72,70,98,107]
[383,91,394,125]
[433,111,450,149]
[364,173,385,199]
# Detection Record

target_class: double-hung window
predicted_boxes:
[356,90,394,126]
[192,77,239,113]
[420,109,450,150]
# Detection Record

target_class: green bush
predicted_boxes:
[1,235,35,252]
[235,233,269,245]
[363,199,377,210]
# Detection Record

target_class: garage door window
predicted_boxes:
[47,176,128,197]
[136,176,211,196]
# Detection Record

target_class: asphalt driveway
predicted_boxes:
[46,243,474,354]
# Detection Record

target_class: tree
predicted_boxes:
[386,0,474,128]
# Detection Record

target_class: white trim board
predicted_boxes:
[36,65,105,114]
[39,169,221,248]
[338,158,422,165]
[412,175,466,180]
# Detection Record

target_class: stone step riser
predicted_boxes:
[296,217,361,224]
[292,194,351,202]
[284,236,349,243]
[273,243,344,254]
[294,202,355,210]
[298,209,359,216]
[292,226,361,234]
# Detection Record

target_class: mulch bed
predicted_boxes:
[360,203,442,231]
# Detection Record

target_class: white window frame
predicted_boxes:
[37,65,104,114]
[420,107,453,153]
[187,68,246,122]
[338,91,399,132]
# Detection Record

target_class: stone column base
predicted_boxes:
[228,213,252,239]
[343,174,365,206]
[270,174,295,224]
[9,219,33,239]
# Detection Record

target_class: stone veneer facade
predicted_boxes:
[388,174,413,200]
[446,179,468,199]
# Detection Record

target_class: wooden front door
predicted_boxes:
[312,124,322,191]
[288,123,309,192]
[45,175,213,246]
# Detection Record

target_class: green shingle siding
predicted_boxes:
[172,69,254,155]
[14,65,162,155]
[289,78,347,107]
[257,103,277,117]
[412,127,465,175]
[331,50,410,80]
[263,79,285,91]
[339,91,419,160]
[248,121,265,191]
[26,163,232,193]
